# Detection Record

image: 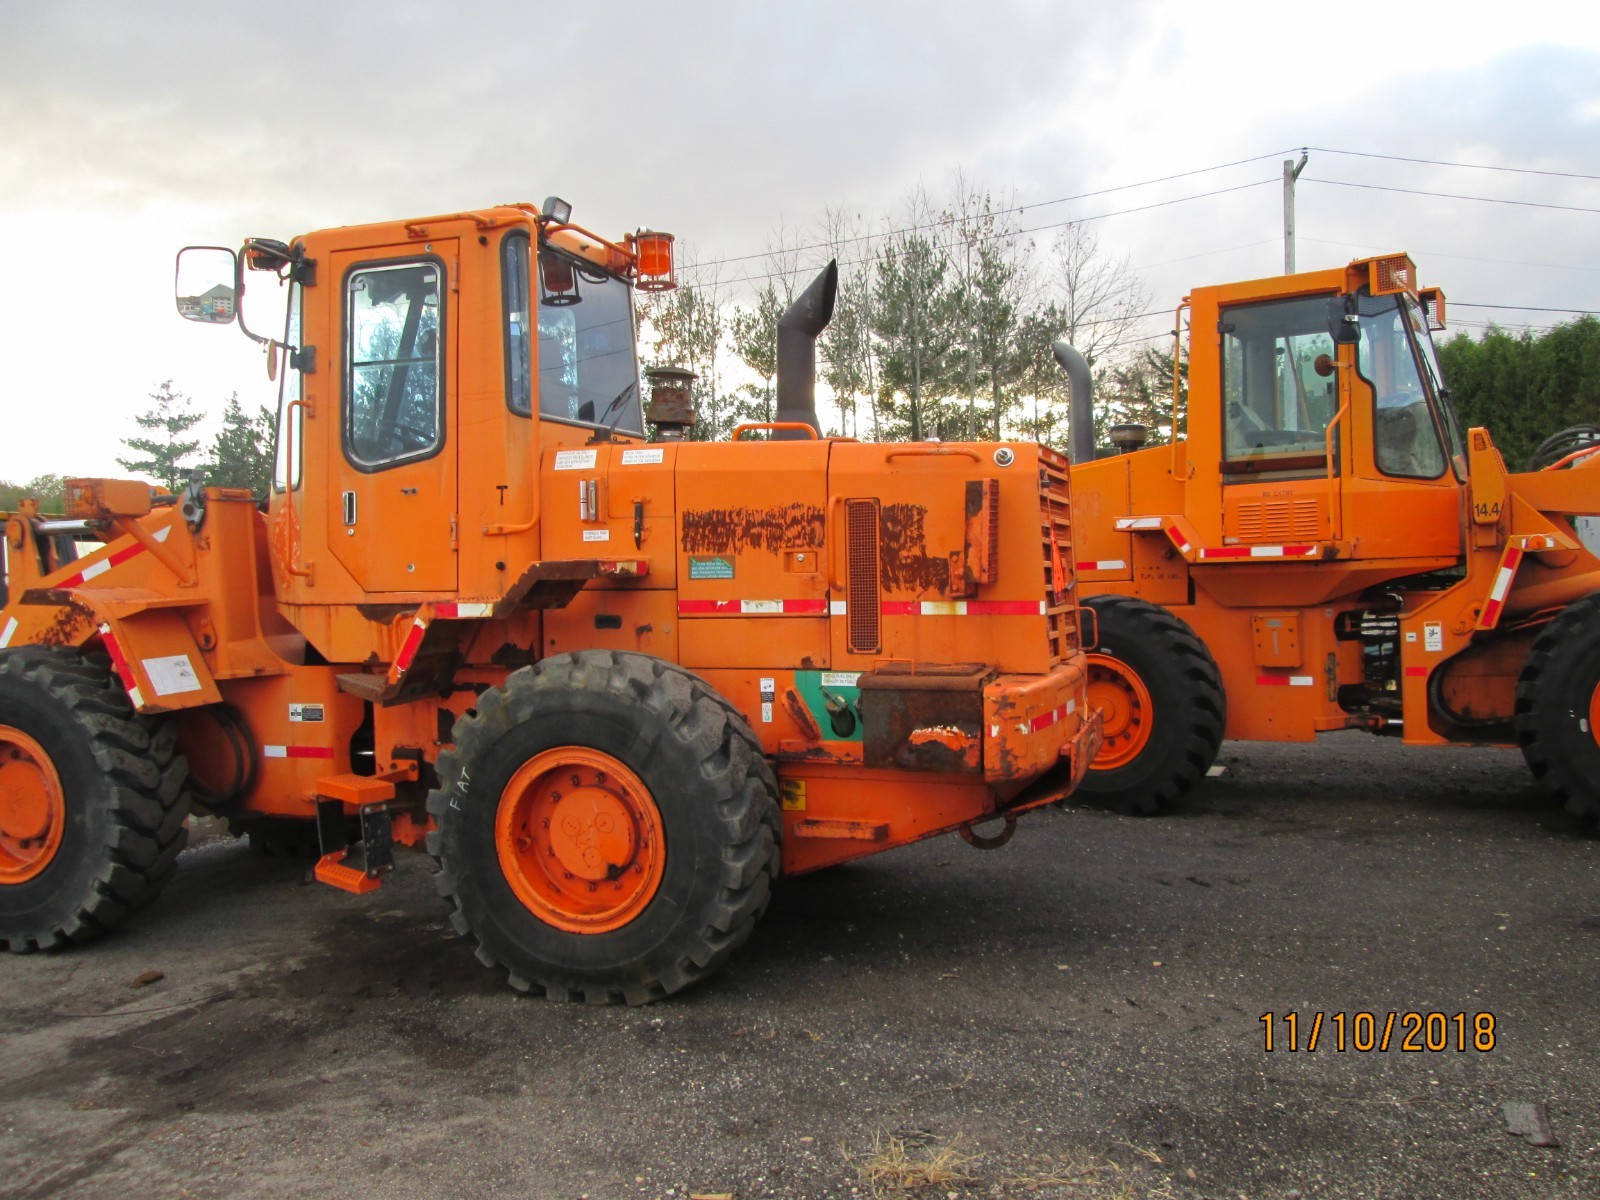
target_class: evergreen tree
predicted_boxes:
[208,392,275,495]
[873,228,955,441]
[1437,316,1600,469]
[117,381,204,491]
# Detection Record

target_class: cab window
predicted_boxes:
[273,282,303,492]
[343,260,444,470]
[534,247,642,434]
[1356,294,1447,480]
[504,233,533,416]
[1220,296,1339,477]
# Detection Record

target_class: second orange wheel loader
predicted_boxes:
[1058,253,1600,821]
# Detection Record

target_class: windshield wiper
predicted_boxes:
[587,379,639,444]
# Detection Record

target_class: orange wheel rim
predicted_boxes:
[495,747,664,934]
[1589,680,1600,751]
[0,725,66,884]
[1086,655,1154,771]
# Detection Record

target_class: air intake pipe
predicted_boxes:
[773,260,839,439]
[1051,340,1095,465]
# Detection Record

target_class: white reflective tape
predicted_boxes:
[127,686,145,707]
[1490,565,1516,602]
[0,618,16,648]
[742,600,781,614]
[1288,676,1314,686]
[919,601,966,616]
[263,745,288,758]
[81,559,111,581]
[830,600,848,616]
[1115,517,1164,530]
[154,525,172,542]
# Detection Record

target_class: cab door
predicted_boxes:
[327,245,458,593]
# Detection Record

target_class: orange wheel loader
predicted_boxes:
[1057,253,1600,821]
[0,200,1100,1002]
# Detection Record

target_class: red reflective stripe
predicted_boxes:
[880,601,916,616]
[1404,666,1429,678]
[1028,704,1067,732]
[1201,546,1252,559]
[394,618,428,673]
[676,599,827,615]
[286,746,335,759]
[965,600,1044,615]
[1167,525,1192,552]
[97,624,137,692]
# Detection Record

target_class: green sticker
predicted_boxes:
[688,556,735,580]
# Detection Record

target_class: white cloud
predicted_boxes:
[0,0,1595,479]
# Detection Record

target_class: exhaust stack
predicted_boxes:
[773,260,839,439]
[1052,340,1095,465]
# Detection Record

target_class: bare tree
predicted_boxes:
[816,204,877,439]
[1045,222,1152,368]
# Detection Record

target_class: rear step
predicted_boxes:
[311,774,397,895]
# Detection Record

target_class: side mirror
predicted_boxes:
[1313,353,1338,377]
[175,247,238,325]
[1327,294,1360,345]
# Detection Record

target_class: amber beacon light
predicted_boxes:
[632,230,676,291]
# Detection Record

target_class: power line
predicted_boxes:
[687,150,1299,271]
[1308,147,1600,184]
[1453,302,1600,315]
[1303,177,1600,215]
[688,178,1278,289]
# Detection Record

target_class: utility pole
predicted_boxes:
[1283,151,1308,274]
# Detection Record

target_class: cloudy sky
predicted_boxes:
[2,0,1596,482]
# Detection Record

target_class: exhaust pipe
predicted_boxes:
[773,260,839,439]
[1052,340,1095,465]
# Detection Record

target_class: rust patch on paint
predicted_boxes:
[879,504,949,594]
[681,505,824,555]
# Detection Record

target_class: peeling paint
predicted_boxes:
[681,505,824,555]
[879,504,950,593]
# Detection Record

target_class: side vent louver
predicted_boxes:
[845,498,881,654]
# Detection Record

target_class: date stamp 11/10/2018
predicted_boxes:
[1260,1011,1497,1053]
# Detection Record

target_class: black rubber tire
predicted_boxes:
[1078,595,1226,815]
[0,647,190,951]
[426,650,781,1004]
[1515,592,1600,823]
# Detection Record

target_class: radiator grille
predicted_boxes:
[845,498,881,653]
[1232,498,1324,541]
[1038,450,1080,663]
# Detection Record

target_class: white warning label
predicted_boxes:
[553,449,598,471]
[143,654,201,696]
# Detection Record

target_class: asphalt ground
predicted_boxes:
[1,736,1596,1200]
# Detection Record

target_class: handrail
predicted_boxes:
[281,399,314,580]
[485,509,540,536]
[731,422,819,441]
[884,446,979,462]
[1171,300,1190,477]
[826,495,845,592]
[1323,396,1350,544]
